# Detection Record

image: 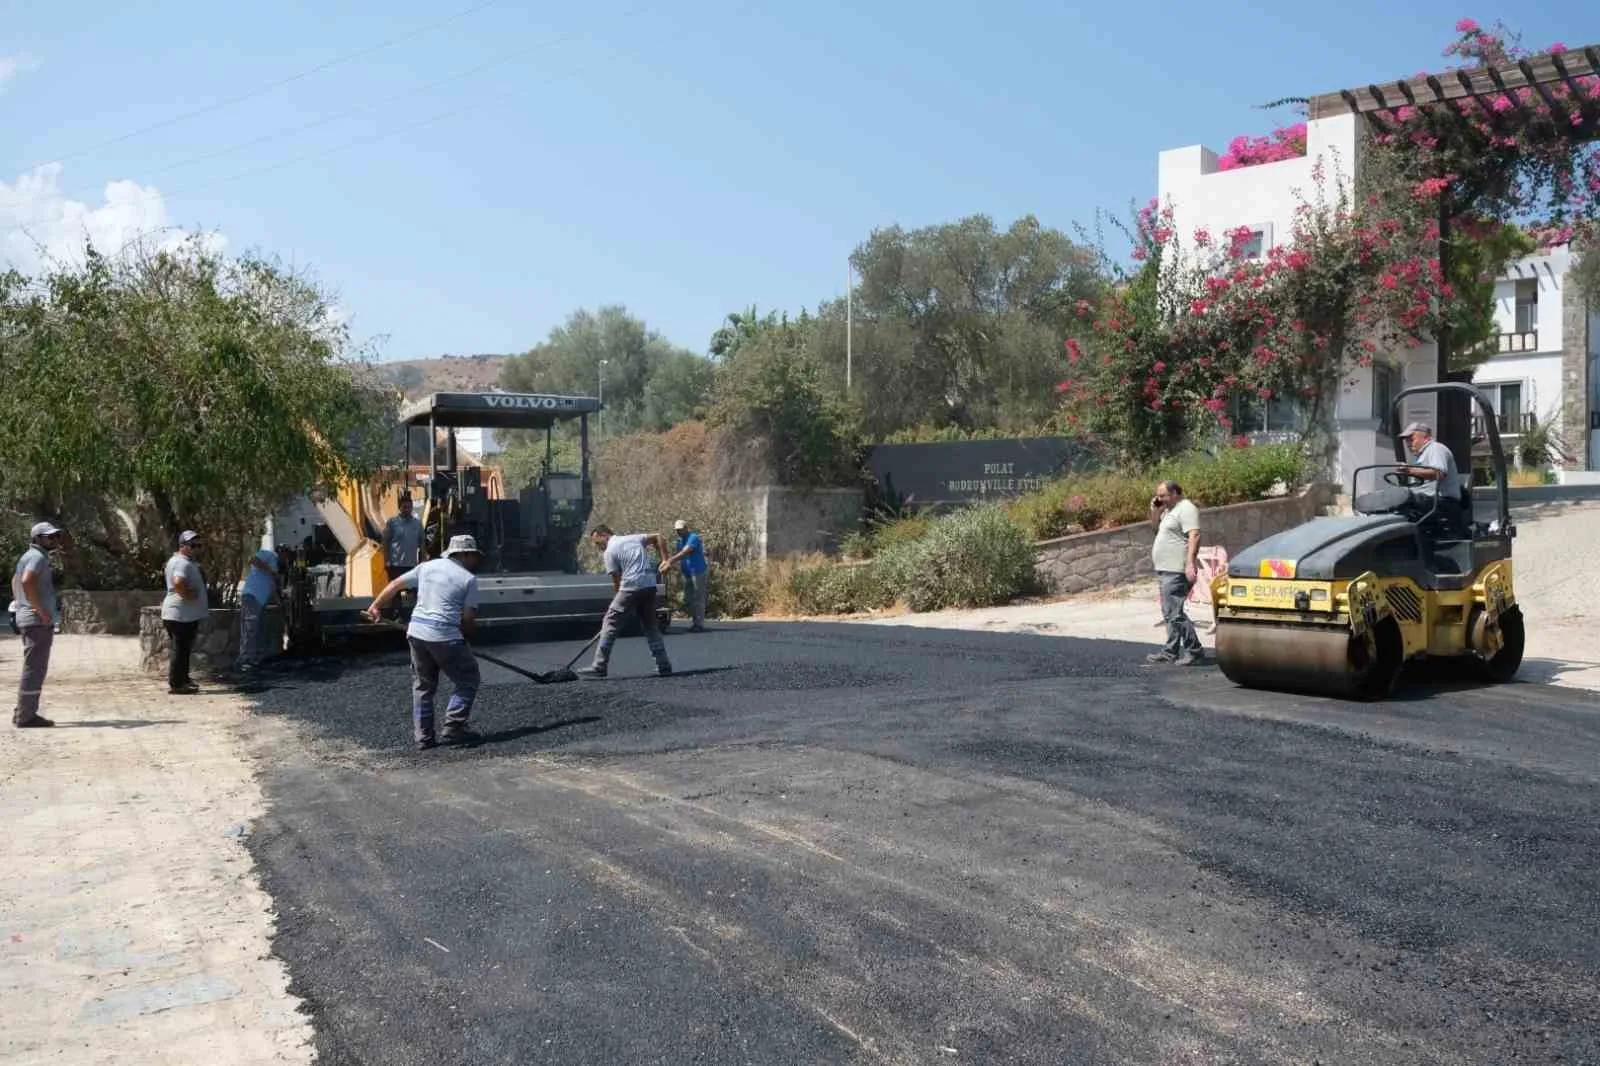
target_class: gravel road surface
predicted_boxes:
[244,623,1600,1065]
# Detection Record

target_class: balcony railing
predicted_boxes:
[1471,411,1538,437]
[1494,330,1540,353]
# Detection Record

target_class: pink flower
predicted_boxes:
[1455,17,1479,33]
[1550,42,1567,54]
[1065,338,1083,363]
[1152,361,1168,374]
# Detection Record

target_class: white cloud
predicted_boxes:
[0,53,40,92]
[1,163,224,275]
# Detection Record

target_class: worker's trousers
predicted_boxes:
[682,570,708,630]
[1157,572,1202,659]
[234,594,266,672]
[12,624,53,725]
[594,587,669,670]
[408,637,479,742]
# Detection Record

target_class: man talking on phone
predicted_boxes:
[1147,481,1203,666]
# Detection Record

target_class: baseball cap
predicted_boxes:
[1401,421,1431,436]
[673,519,687,530]
[30,521,63,538]
[179,530,202,545]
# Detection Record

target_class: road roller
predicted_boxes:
[1212,382,1524,699]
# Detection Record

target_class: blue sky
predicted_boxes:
[3,2,1596,361]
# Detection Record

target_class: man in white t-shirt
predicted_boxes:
[366,534,483,750]
[1147,481,1203,666]
[580,524,672,679]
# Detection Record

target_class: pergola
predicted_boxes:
[1304,44,1600,469]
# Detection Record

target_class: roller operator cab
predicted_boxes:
[1212,382,1524,699]
[281,391,670,653]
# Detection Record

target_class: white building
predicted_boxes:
[1469,246,1600,476]
[1157,113,1600,486]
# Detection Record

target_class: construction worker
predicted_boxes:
[10,521,65,728]
[365,533,483,750]
[581,524,672,678]
[662,519,708,632]
[382,491,423,618]
[162,530,210,694]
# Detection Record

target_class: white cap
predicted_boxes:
[30,521,62,539]
[443,534,481,557]
[673,519,687,530]
[179,530,202,545]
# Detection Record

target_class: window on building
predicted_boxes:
[1478,380,1525,432]
[1231,390,1301,435]
[1372,362,1404,435]
[1237,230,1264,260]
[1514,279,1538,335]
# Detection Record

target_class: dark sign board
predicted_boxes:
[865,438,1097,509]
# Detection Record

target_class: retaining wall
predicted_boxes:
[744,486,865,558]
[138,606,284,676]
[1034,484,1337,596]
[57,590,166,635]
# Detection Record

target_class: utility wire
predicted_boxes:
[134,57,597,205]
[141,25,591,180]
[25,0,500,172]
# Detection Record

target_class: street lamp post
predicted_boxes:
[598,359,608,438]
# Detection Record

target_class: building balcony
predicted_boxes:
[1491,330,1540,354]
[1471,411,1538,438]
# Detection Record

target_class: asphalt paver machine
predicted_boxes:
[1212,382,1524,699]
[283,391,668,652]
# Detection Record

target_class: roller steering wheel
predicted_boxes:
[1384,470,1425,488]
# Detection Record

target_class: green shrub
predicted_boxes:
[705,565,768,619]
[787,560,896,615]
[1006,442,1307,541]
[885,504,1035,613]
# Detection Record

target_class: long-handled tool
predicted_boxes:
[477,631,600,685]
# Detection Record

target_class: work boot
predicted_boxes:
[169,682,200,695]
[1173,651,1201,666]
[416,736,438,751]
[656,661,673,677]
[441,724,480,745]
[578,665,607,678]
[1145,652,1176,664]
[15,715,55,728]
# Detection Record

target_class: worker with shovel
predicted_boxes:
[580,524,672,678]
[365,534,483,750]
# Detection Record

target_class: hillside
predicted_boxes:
[376,354,510,399]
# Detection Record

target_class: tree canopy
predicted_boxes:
[0,237,396,593]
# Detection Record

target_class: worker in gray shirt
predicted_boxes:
[10,521,65,728]
[1400,421,1467,537]
[161,530,210,694]
[382,492,423,618]
[580,524,672,678]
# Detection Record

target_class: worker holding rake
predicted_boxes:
[366,533,484,750]
[580,524,673,679]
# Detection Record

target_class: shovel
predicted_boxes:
[477,631,600,685]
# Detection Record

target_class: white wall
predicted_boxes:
[1158,113,1439,487]
[1489,247,1572,354]
[1157,114,1361,264]
[1471,351,1563,424]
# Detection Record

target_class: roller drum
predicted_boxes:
[1215,619,1384,699]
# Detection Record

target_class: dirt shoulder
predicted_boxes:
[0,636,312,1066]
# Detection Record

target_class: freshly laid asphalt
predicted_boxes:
[244,621,1600,1065]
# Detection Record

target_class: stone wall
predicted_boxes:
[1034,484,1337,596]
[138,606,284,676]
[57,590,166,635]
[744,486,865,558]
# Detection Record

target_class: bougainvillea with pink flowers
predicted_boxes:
[1059,19,1600,464]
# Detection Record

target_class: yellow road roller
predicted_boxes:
[1213,382,1523,699]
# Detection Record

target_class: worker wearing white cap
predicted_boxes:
[1399,422,1466,536]
[10,521,66,727]
[661,519,708,633]
[161,530,210,694]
